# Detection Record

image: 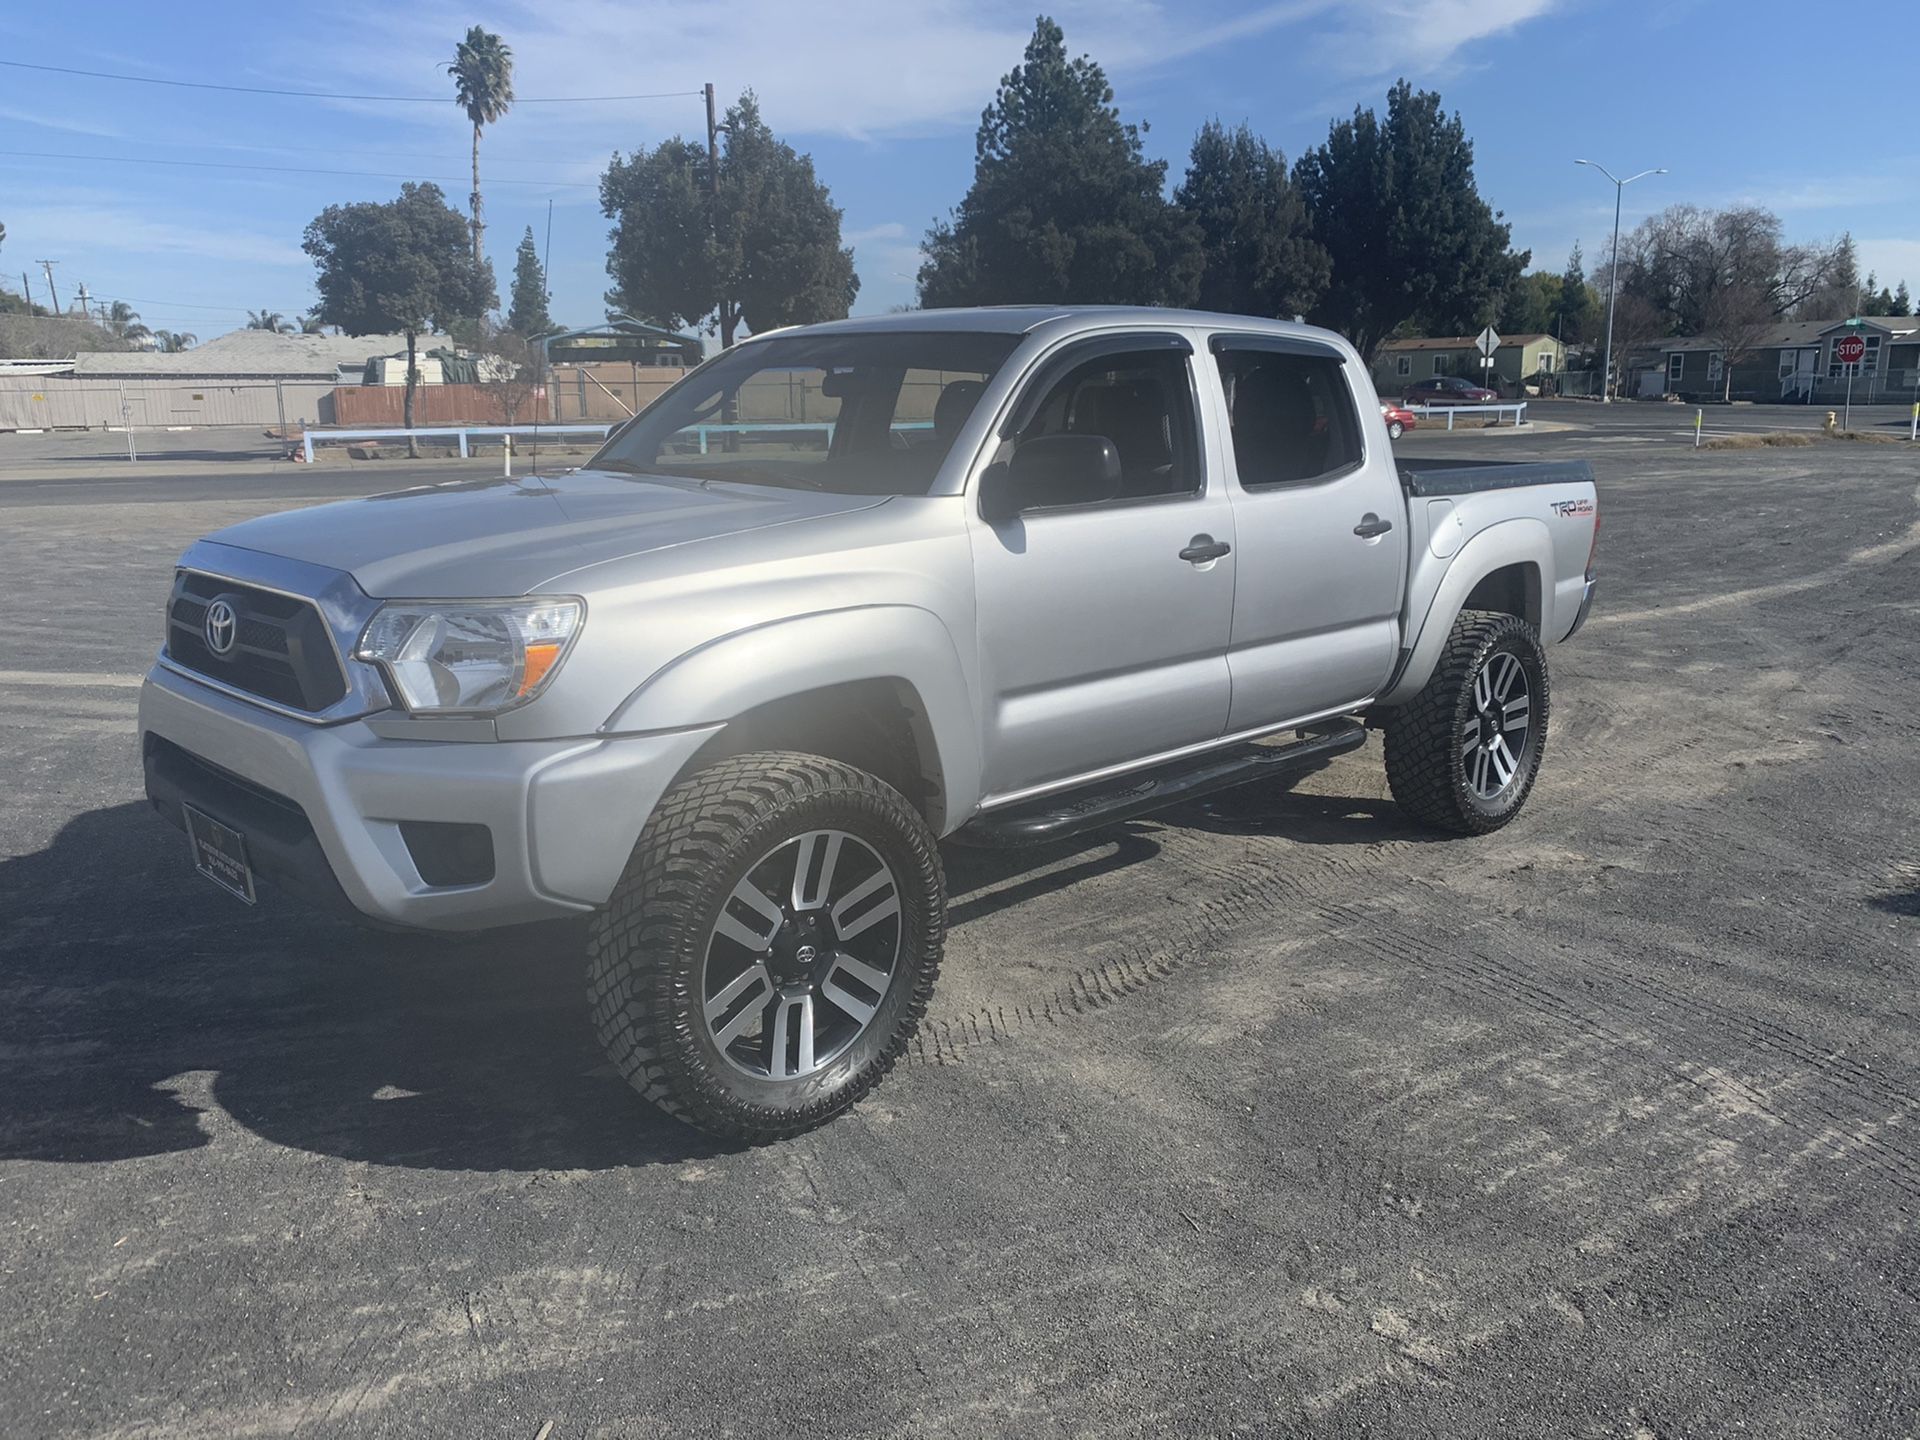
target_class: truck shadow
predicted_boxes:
[1,785,1422,1174]
[0,802,729,1174]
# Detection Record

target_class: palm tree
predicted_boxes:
[299,313,326,334]
[447,26,514,266]
[153,330,196,353]
[105,299,150,344]
[247,309,296,333]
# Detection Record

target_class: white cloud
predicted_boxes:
[5,205,308,268]
[1305,0,1562,79]
[1856,238,1920,289]
[283,0,1543,152]
[0,104,127,139]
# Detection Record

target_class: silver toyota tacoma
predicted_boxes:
[139,307,1599,1139]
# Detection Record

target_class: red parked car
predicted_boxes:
[1379,402,1418,440]
[1403,375,1498,407]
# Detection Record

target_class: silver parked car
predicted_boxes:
[140,306,1599,1138]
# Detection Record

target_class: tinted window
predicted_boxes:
[591,331,1019,495]
[1005,348,1200,501]
[1216,348,1363,487]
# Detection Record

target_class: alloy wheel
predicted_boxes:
[702,829,901,1081]
[1461,650,1531,799]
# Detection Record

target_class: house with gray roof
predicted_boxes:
[1655,315,1920,403]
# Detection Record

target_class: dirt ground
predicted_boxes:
[2,419,1918,1437]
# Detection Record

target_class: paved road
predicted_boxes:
[3,435,1919,1436]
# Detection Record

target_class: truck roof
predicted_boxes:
[753,305,1351,347]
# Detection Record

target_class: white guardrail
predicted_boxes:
[300,423,615,463]
[1406,401,1529,430]
[299,419,937,464]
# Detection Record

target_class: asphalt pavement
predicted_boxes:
[3,421,1919,1436]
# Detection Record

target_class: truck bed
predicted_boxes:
[1399,458,1596,497]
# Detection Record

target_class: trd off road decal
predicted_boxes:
[1549,498,1595,517]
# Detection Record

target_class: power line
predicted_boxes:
[0,59,700,106]
[0,149,596,189]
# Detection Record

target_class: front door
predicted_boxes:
[969,335,1235,800]
[1208,338,1408,731]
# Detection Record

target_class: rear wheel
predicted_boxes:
[588,752,944,1141]
[1387,419,1405,440]
[1384,610,1549,834]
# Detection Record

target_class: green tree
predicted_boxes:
[304,181,497,454]
[1174,120,1327,320]
[1292,80,1527,362]
[103,299,150,343]
[1891,280,1912,318]
[448,26,515,266]
[1556,243,1600,344]
[1858,271,1895,317]
[1498,271,1560,336]
[152,329,196,353]
[602,91,857,345]
[508,225,553,335]
[917,17,1200,309]
[247,309,295,333]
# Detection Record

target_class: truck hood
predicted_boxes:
[205,468,891,596]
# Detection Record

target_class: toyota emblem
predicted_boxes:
[794,944,819,965]
[204,598,239,657]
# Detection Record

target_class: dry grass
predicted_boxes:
[1700,432,1816,450]
[1700,429,1912,451]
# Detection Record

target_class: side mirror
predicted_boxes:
[981,434,1122,523]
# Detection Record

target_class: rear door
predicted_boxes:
[1207,334,1408,731]
[968,333,1235,799]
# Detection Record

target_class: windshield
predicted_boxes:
[589,331,1021,495]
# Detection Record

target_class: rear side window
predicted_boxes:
[1215,347,1363,488]
[1010,347,1200,501]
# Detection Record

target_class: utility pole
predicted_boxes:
[704,81,732,349]
[36,260,61,315]
[20,272,33,311]
[74,280,92,324]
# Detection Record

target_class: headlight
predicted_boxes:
[354,598,584,715]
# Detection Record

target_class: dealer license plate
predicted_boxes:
[183,805,256,905]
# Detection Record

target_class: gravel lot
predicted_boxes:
[3,417,1918,1437]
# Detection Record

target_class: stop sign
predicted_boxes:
[1836,334,1867,365]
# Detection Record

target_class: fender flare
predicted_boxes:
[601,604,981,832]
[1380,519,1554,706]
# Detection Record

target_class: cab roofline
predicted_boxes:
[736,306,1349,347]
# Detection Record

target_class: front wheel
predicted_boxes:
[588,752,944,1141]
[1384,610,1550,834]
[1387,420,1405,440]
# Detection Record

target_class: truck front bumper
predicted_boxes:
[138,665,717,932]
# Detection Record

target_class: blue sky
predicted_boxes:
[2,0,1914,342]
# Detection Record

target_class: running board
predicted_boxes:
[960,721,1368,846]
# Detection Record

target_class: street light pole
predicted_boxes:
[1575,160,1666,403]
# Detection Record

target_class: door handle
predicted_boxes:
[1179,536,1232,564]
[1353,514,1394,539]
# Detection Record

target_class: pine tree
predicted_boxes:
[508,227,552,335]
[1174,121,1327,320]
[1892,280,1912,318]
[1293,80,1527,361]
[917,17,1200,308]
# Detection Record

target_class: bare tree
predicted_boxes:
[1604,293,1664,399]
[476,323,546,427]
[1614,204,1841,334]
[1702,283,1776,401]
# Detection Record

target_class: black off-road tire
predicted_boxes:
[1384,610,1550,835]
[587,752,944,1142]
